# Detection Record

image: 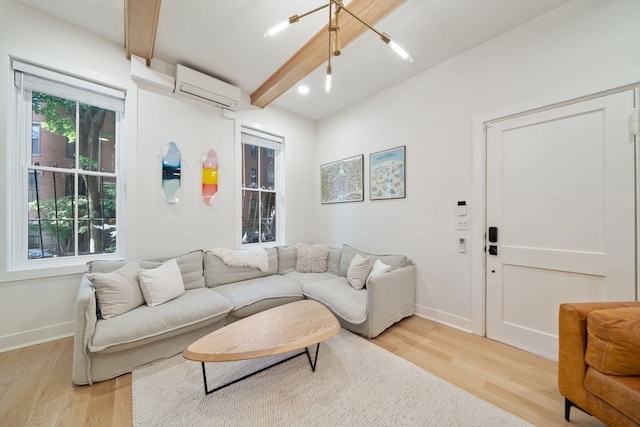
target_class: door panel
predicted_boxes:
[486,90,636,359]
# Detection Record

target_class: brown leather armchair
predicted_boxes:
[558,302,640,427]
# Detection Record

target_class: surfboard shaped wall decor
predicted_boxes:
[202,149,218,205]
[161,142,181,204]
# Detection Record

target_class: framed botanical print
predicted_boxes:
[370,146,405,200]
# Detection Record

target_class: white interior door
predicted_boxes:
[485,89,637,359]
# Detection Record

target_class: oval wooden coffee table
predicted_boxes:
[183,299,340,395]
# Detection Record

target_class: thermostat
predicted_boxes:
[457,201,467,216]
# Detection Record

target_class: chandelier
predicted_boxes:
[264,0,413,93]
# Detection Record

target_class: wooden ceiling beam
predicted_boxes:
[125,0,162,65]
[251,0,405,109]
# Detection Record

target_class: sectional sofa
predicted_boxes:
[72,244,416,385]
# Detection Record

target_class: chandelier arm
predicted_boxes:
[295,3,331,22]
[336,3,387,40]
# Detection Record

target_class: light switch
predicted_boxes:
[455,218,469,230]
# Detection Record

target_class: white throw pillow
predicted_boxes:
[366,259,391,286]
[296,243,330,273]
[138,258,185,306]
[347,253,373,290]
[87,261,144,319]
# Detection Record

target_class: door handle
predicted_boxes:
[488,227,498,255]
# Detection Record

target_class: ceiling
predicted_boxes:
[17,0,568,121]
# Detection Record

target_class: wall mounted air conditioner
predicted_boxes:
[174,64,241,111]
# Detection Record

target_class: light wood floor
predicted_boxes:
[0,315,605,427]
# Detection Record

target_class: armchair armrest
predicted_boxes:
[72,274,98,385]
[366,264,416,338]
[558,301,640,411]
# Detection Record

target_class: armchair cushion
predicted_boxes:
[586,307,640,375]
[584,367,640,422]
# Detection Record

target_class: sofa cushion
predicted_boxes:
[205,248,278,287]
[88,250,206,290]
[138,259,185,306]
[87,262,144,319]
[296,243,329,273]
[213,275,303,317]
[277,246,297,274]
[89,288,233,354]
[174,250,205,290]
[303,277,368,324]
[586,307,640,375]
[584,366,640,423]
[347,253,372,290]
[327,248,341,275]
[340,244,411,276]
[284,271,339,286]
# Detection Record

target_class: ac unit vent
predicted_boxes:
[174,64,241,111]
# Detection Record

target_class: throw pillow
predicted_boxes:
[277,246,297,274]
[347,253,373,290]
[366,259,391,285]
[138,258,185,306]
[296,243,330,273]
[87,261,144,319]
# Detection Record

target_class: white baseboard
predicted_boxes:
[414,304,474,334]
[0,321,74,353]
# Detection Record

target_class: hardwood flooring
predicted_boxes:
[0,315,604,426]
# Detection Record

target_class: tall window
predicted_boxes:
[9,61,125,267]
[241,127,283,245]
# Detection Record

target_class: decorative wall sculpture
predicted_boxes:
[161,141,181,204]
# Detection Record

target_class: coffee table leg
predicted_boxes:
[199,342,324,395]
[305,343,321,372]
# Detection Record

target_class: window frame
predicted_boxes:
[239,126,285,247]
[6,60,126,274]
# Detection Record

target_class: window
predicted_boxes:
[241,127,283,245]
[9,61,125,269]
[32,123,41,155]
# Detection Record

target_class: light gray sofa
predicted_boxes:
[72,244,416,385]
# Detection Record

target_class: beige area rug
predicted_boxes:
[133,329,532,427]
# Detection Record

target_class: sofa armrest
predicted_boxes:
[558,301,640,409]
[365,264,416,338]
[72,274,98,385]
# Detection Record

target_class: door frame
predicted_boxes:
[470,83,640,337]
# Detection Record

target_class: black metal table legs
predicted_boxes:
[200,343,321,395]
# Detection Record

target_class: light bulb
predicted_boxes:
[325,68,332,93]
[264,20,290,37]
[388,40,413,62]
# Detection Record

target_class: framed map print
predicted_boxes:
[320,154,364,204]
[370,146,406,200]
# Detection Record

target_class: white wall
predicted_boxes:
[314,0,640,331]
[0,0,316,351]
[1,0,638,352]
[133,90,317,258]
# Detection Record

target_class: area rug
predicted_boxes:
[133,329,532,426]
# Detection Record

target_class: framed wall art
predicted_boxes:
[370,146,406,200]
[320,154,364,204]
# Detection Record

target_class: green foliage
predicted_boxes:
[32,93,77,142]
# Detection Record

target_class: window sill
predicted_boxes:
[2,254,124,283]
